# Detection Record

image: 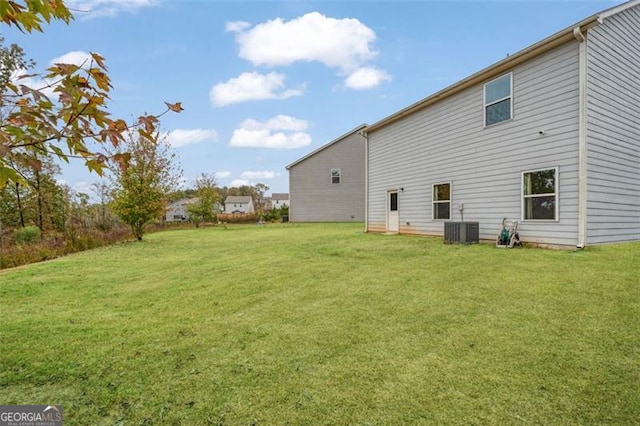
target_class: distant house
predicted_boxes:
[165,198,222,222]
[224,195,255,213]
[363,0,640,246]
[286,124,367,222]
[271,193,289,209]
[165,198,196,222]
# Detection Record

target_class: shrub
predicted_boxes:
[0,226,132,270]
[217,212,260,224]
[13,226,41,245]
[262,210,280,222]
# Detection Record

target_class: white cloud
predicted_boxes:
[215,171,232,179]
[226,20,251,33]
[229,115,312,149]
[229,12,390,90]
[73,181,93,195]
[49,51,93,68]
[67,0,158,19]
[232,12,377,71]
[13,51,94,99]
[345,67,392,90]
[210,71,304,107]
[230,179,251,188]
[229,129,311,149]
[239,170,279,180]
[241,115,309,132]
[161,129,218,148]
[11,68,56,99]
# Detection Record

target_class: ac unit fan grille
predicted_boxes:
[444,222,479,244]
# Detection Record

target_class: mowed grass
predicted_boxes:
[1,223,639,424]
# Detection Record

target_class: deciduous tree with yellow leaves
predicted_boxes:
[0,0,182,188]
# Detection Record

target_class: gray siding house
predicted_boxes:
[165,198,222,222]
[165,198,197,222]
[270,193,290,209]
[287,125,367,222]
[364,0,640,247]
[224,196,254,213]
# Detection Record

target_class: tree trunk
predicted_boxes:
[133,223,144,241]
[35,169,44,232]
[15,182,25,228]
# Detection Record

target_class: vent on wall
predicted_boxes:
[444,222,479,244]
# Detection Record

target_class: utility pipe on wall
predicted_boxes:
[360,130,369,233]
[574,26,588,249]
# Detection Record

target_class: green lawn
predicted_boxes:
[1,223,638,424]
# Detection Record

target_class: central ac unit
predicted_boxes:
[444,222,479,244]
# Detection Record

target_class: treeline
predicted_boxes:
[0,1,186,267]
[169,179,285,227]
[0,159,127,268]
[0,2,281,268]
[169,182,269,209]
[0,155,283,268]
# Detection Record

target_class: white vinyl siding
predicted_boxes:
[288,128,366,222]
[224,197,254,213]
[484,73,513,126]
[367,41,580,244]
[586,5,640,244]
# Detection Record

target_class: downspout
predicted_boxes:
[361,130,369,233]
[574,26,588,249]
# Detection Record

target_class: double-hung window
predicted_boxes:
[432,182,451,220]
[484,73,512,126]
[522,168,558,220]
[331,168,341,184]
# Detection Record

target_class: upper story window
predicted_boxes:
[432,182,451,220]
[484,73,512,126]
[331,168,341,184]
[522,168,557,220]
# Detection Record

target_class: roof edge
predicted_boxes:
[364,12,603,134]
[286,123,368,170]
[224,195,253,202]
[599,0,640,21]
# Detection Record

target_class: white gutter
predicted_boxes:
[574,26,588,248]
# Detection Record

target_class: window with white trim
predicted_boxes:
[522,168,557,220]
[331,168,341,184]
[484,73,512,126]
[432,182,451,220]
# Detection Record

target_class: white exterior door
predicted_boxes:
[387,190,399,233]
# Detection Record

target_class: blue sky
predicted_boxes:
[6,0,621,197]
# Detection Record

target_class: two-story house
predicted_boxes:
[270,193,290,209]
[165,198,197,222]
[287,124,367,222]
[363,0,640,246]
[224,196,255,214]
